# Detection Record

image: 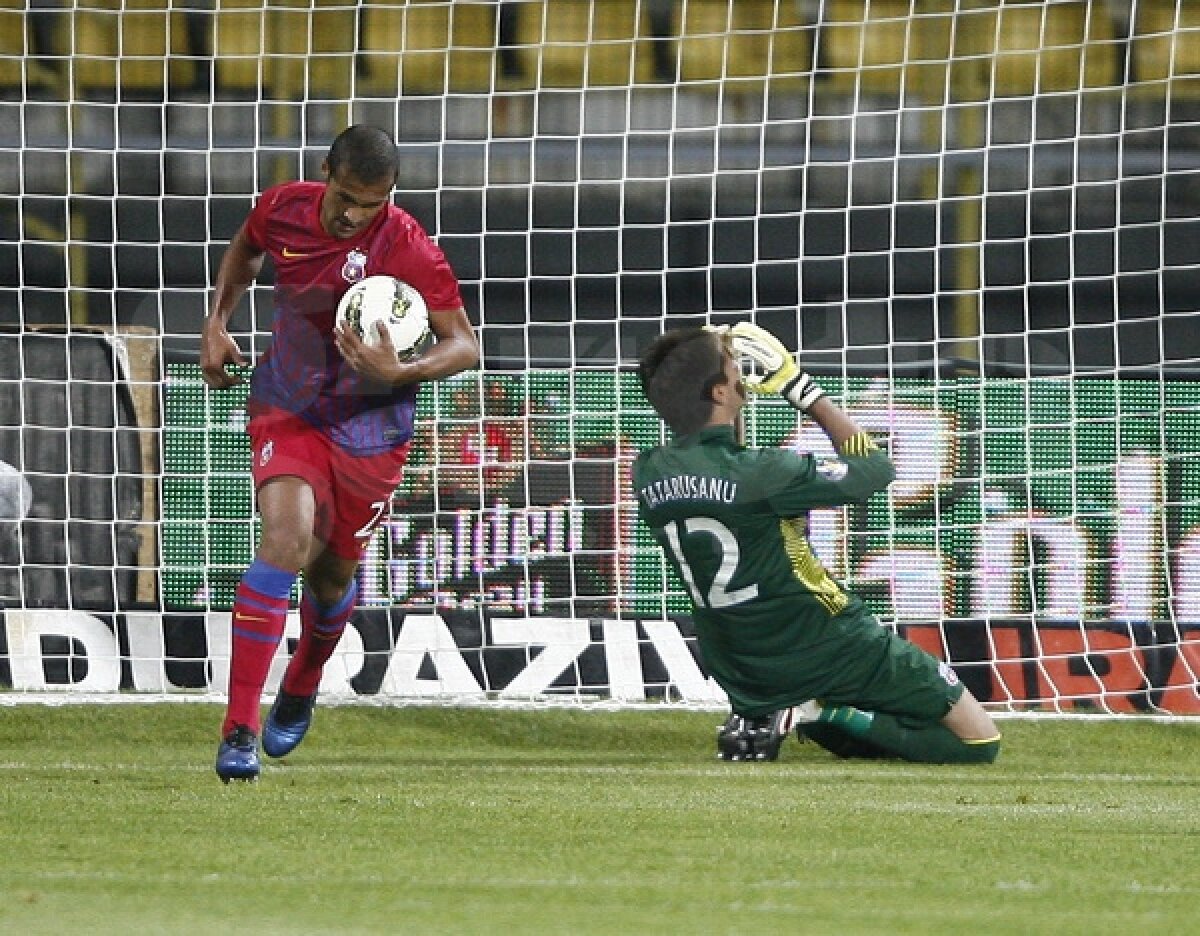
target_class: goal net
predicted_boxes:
[2,0,1199,714]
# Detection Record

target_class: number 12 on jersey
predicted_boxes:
[661,517,759,609]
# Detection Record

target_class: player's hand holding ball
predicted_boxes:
[334,275,431,384]
[730,322,825,413]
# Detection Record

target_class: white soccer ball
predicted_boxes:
[335,275,431,360]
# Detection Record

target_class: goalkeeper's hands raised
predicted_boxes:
[729,322,825,413]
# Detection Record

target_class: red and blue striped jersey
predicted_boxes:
[242,181,464,455]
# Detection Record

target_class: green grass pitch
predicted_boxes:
[1,704,1197,935]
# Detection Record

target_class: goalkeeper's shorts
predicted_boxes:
[720,610,965,723]
[810,613,967,722]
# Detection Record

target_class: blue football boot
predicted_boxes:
[262,690,317,758]
[215,725,260,783]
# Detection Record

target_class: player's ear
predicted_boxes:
[701,372,723,404]
[705,373,731,406]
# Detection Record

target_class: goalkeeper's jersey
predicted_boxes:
[633,423,897,715]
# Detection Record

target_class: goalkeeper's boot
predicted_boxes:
[717,707,807,762]
[215,724,260,783]
[744,709,799,761]
[717,714,755,761]
[262,690,317,758]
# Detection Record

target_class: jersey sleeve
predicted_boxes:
[764,431,896,514]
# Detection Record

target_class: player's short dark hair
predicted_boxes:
[326,125,400,186]
[639,327,728,437]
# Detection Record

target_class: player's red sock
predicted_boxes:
[281,580,358,697]
[223,559,296,736]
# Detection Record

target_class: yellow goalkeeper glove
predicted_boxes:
[730,322,826,412]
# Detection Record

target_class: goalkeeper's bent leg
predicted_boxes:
[797,722,894,759]
[817,704,1001,764]
[857,713,1000,764]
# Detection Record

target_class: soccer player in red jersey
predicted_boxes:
[200,125,480,781]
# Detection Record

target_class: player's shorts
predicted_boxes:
[721,608,964,722]
[247,405,409,560]
[810,612,965,722]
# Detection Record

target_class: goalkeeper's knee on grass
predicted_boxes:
[812,704,1002,764]
[716,703,1001,764]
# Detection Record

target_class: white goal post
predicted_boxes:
[1,0,1198,714]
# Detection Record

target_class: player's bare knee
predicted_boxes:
[255,532,310,574]
[943,690,999,742]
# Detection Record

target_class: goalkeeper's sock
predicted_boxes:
[223,559,296,736]
[817,705,1001,764]
[282,581,357,697]
[816,704,877,735]
[799,722,895,759]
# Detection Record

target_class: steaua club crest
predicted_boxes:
[341,249,368,284]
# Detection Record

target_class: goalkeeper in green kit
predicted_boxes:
[633,322,1001,764]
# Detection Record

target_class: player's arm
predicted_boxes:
[805,399,896,501]
[730,322,895,501]
[201,223,264,389]
[335,304,480,387]
[803,394,861,451]
[805,394,894,496]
